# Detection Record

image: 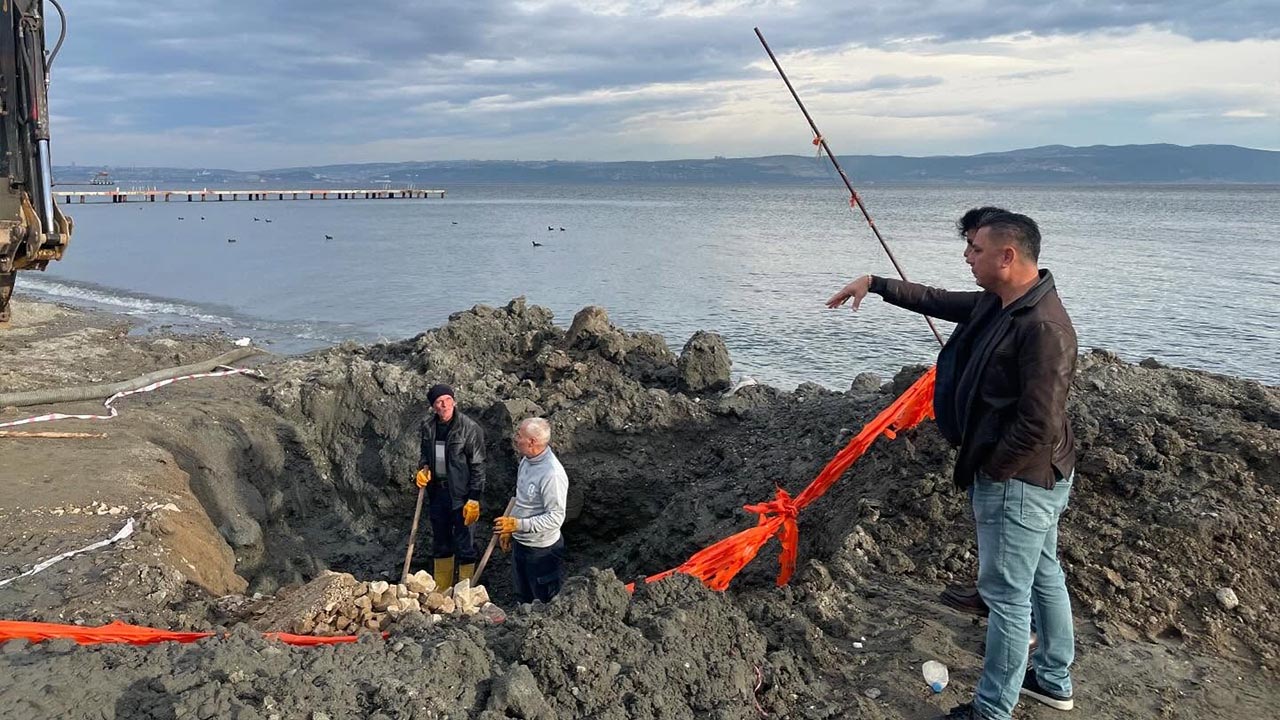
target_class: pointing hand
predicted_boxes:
[826,275,872,311]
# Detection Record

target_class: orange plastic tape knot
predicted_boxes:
[743,487,801,586]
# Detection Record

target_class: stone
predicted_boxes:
[677,331,731,393]
[863,688,882,700]
[354,595,373,612]
[1216,587,1240,611]
[396,584,410,599]
[849,372,881,393]
[372,591,395,612]
[424,592,451,612]
[565,306,615,350]
[368,580,389,596]
[405,571,436,595]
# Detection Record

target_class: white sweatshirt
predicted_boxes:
[512,447,569,548]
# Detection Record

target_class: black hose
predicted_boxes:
[46,0,67,72]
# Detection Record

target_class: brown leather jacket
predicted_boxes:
[870,270,1076,489]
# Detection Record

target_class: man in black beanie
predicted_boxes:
[416,383,487,590]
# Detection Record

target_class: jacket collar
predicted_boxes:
[1004,268,1055,314]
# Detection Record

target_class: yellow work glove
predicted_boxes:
[499,533,512,553]
[415,468,432,488]
[494,516,519,535]
[462,500,480,526]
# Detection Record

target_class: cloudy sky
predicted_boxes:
[50,0,1279,169]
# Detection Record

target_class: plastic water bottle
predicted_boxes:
[922,660,949,693]
[479,602,506,625]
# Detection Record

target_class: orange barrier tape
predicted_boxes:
[0,619,364,647]
[629,366,936,592]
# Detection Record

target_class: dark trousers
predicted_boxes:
[427,491,477,564]
[512,536,565,604]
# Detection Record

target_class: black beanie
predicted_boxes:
[427,383,455,404]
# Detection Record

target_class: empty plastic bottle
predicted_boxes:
[922,660,949,693]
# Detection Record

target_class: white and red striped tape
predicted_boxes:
[0,366,264,429]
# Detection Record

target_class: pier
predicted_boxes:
[52,187,446,204]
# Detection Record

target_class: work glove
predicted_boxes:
[494,516,519,535]
[462,500,480,526]
[499,533,512,553]
[415,468,431,488]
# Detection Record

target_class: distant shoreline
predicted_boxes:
[56,143,1280,186]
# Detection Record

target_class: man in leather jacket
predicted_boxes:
[416,384,487,591]
[827,212,1077,720]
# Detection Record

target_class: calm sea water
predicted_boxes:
[22,183,1280,388]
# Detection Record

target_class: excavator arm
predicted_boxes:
[0,0,72,322]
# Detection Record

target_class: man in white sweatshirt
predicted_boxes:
[494,417,569,603]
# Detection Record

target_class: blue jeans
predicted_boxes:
[972,473,1075,720]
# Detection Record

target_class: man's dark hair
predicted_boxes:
[976,211,1041,262]
[957,206,1007,238]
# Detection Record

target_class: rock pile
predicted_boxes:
[250,570,501,636]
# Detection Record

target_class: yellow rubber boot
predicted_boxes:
[433,556,455,591]
[458,563,475,583]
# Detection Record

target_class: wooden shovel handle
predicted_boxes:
[400,485,427,584]
[473,498,517,587]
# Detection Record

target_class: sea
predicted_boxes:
[21,182,1280,389]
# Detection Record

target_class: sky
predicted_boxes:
[48,0,1280,170]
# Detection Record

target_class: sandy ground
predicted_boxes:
[0,296,1276,720]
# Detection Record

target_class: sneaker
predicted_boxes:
[1020,669,1074,711]
[941,584,989,617]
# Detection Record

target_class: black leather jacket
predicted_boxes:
[871,269,1077,489]
[419,410,487,508]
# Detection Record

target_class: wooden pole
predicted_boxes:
[473,498,517,587]
[400,486,427,584]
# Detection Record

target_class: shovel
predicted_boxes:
[400,472,430,583]
[473,498,516,587]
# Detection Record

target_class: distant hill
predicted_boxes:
[56,144,1279,187]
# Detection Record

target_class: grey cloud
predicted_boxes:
[48,0,1278,166]
[820,75,946,93]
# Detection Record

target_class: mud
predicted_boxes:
[0,297,1277,719]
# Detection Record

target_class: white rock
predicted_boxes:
[1216,587,1240,611]
[368,580,390,596]
[405,571,436,595]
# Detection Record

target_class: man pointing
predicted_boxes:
[827,211,1078,720]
